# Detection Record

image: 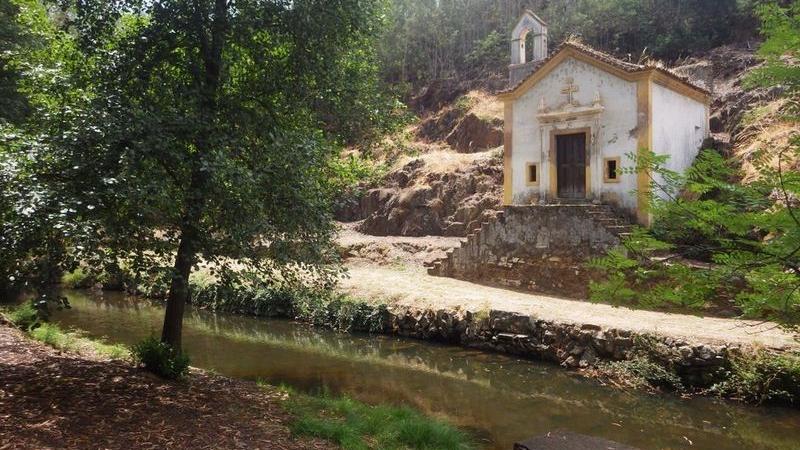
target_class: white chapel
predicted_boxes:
[498,11,710,225]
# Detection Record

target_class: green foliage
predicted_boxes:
[7,302,41,330]
[130,336,190,380]
[380,0,755,86]
[591,146,800,323]
[0,0,93,299]
[746,1,800,95]
[591,15,800,325]
[327,153,389,212]
[191,277,388,333]
[29,322,127,358]
[280,388,475,450]
[0,0,400,349]
[6,304,128,358]
[60,267,93,289]
[597,357,684,391]
[710,351,800,405]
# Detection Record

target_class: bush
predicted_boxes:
[130,336,190,380]
[597,357,684,391]
[8,302,42,330]
[191,279,387,333]
[61,267,94,289]
[710,351,800,405]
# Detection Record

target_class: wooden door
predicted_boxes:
[556,133,587,199]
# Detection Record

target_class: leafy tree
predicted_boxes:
[378,0,755,88]
[746,0,800,94]
[18,0,388,352]
[1,0,82,299]
[589,1,800,327]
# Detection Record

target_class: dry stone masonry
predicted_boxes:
[353,304,741,388]
[427,204,632,298]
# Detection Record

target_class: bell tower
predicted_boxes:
[510,11,548,85]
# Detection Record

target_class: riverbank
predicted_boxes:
[182,260,800,405]
[340,264,800,403]
[0,318,476,449]
[0,321,327,449]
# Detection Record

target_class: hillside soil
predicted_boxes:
[0,323,329,450]
[339,263,799,351]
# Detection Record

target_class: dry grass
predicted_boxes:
[735,98,800,183]
[462,90,503,122]
[392,148,499,175]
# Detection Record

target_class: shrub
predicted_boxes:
[8,302,42,330]
[61,267,94,289]
[597,357,684,391]
[130,336,190,380]
[710,351,800,405]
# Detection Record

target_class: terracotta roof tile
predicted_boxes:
[498,40,710,96]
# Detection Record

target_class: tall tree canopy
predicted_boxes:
[379,0,757,86]
[13,0,391,350]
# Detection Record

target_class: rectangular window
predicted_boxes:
[526,163,538,185]
[604,157,621,183]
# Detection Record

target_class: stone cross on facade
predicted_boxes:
[561,77,579,106]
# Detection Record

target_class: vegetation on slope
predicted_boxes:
[380,0,758,88]
[590,1,800,327]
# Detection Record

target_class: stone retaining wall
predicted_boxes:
[429,205,631,298]
[364,305,737,387]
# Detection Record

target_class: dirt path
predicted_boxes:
[340,264,799,350]
[0,323,328,450]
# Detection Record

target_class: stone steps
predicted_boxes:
[427,203,635,277]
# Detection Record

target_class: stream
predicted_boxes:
[45,289,800,450]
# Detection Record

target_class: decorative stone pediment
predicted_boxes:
[537,79,604,123]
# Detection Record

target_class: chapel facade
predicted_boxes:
[499,11,711,225]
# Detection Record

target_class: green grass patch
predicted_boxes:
[4,304,128,359]
[270,385,475,450]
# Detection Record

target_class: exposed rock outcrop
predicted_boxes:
[357,152,503,236]
[445,113,504,153]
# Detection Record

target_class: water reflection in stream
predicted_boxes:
[47,290,800,450]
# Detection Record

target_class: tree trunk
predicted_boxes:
[160,0,227,353]
[160,225,196,351]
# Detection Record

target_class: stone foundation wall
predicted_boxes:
[428,205,630,298]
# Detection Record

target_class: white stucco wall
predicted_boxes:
[510,57,640,211]
[651,83,709,199]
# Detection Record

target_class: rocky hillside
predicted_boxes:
[340,43,787,238]
[337,90,505,237]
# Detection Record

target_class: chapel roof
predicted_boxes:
[499,39,711,98]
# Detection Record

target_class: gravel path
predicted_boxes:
[340,264,799,350]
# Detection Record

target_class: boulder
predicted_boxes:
[445,113,503,153]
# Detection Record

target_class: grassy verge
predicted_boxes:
[266,384,475,450]
[2,304,128,359]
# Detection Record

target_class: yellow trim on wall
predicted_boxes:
[503,101,513,205]
[636,75,653,226]
[651,71,711,104]
[548,127,591,200]
[603,157,622,183]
